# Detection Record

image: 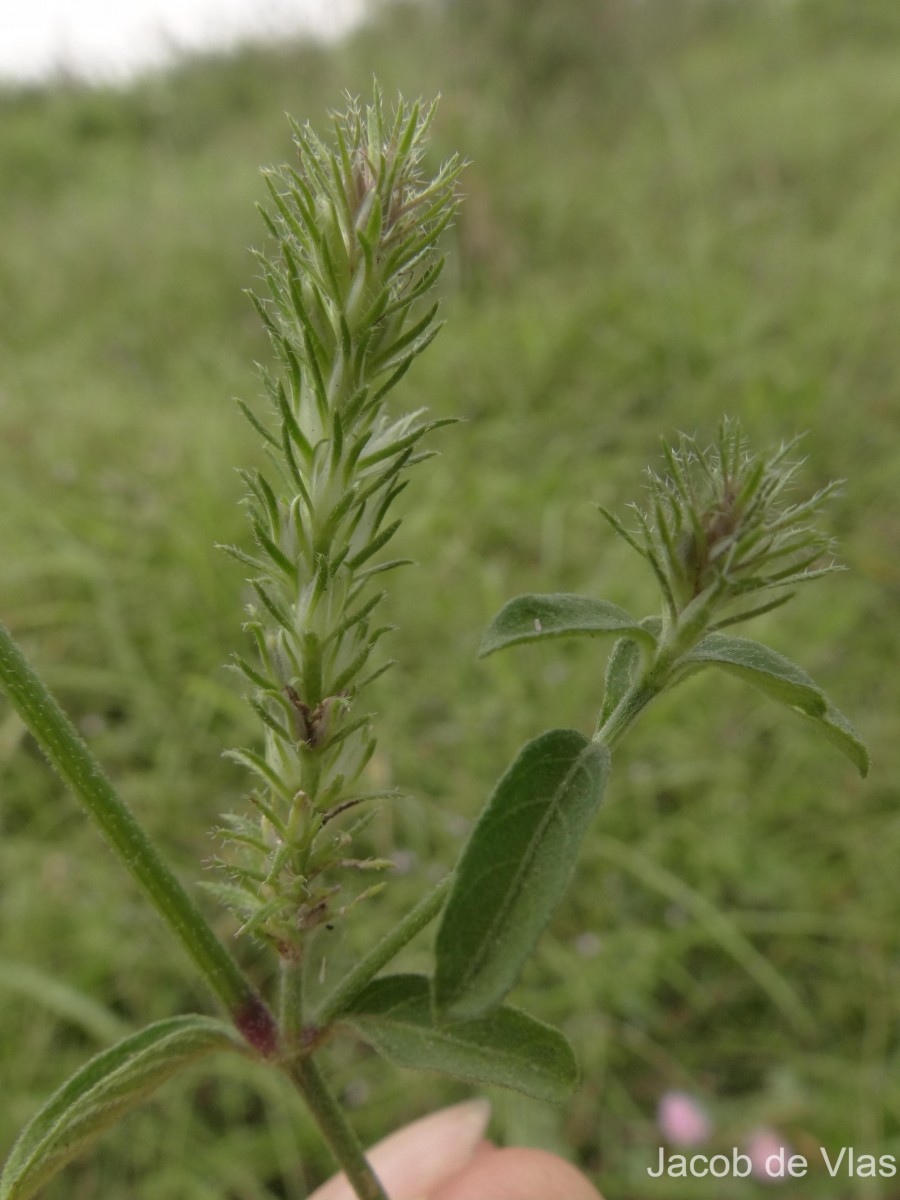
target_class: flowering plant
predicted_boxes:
[0,88,866,1200]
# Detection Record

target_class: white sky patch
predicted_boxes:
[0,0,369,83]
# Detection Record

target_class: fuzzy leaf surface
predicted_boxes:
[338,974,577,1103]
[800,701,869,777]
[478,593,655,658]
[599,637,641,727]
[683,633,867,775]
[434,729,610,1021]
[682,633,827,714]
[0,1016,246,1200]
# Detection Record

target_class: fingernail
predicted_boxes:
[364,1098,492,1198]
[307,1100,493,1200]
[442,1097,493,1153]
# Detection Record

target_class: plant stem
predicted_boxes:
[314,874,452,1028]
[0,620,277,1055]
[286,1054,389,1200]
[279,952,305,1049]
[594,679,662,750]
[594,613,703,750]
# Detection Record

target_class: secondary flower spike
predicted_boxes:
[600,418,843,631]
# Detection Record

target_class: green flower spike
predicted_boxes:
[210,88,463,955]
[601,417,843,634]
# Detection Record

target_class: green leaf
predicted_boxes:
[338,975,577,1103]
[434,729,610,1021]
[800,701,869,778]
[681,633,827,715]
[478,593,654,658]
[1,1016,247,1200]
[598,637,641,727]
[682,633,868,776]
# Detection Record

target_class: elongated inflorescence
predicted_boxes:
[211,89,462,953]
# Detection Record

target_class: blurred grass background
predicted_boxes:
[1,0,899,1196]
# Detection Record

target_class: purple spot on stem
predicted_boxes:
[235,997,279,1058]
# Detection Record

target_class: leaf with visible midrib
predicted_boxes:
[599,637,641,726]
[681,633,827,714]
[799,700,869,778]
[1,1015,246,1200]
[434,728,610,1021]
[681,633,868,776]
[478,593,655,658]
[339,974,578,1103]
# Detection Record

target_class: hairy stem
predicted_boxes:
[593,678,663,751]
[314,874,452,1028]
[0,620,276,1055]
[286,1054,388,1200]
[279,953,306,1050]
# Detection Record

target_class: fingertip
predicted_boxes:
[431,1146,603,1200]
[308,1099,492,1200]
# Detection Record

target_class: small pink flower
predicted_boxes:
[745,1128,792,1182]
[657,1091,712,1146]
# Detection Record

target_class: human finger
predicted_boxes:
[430,1145,603,1200]
[308,1099,492,1200]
